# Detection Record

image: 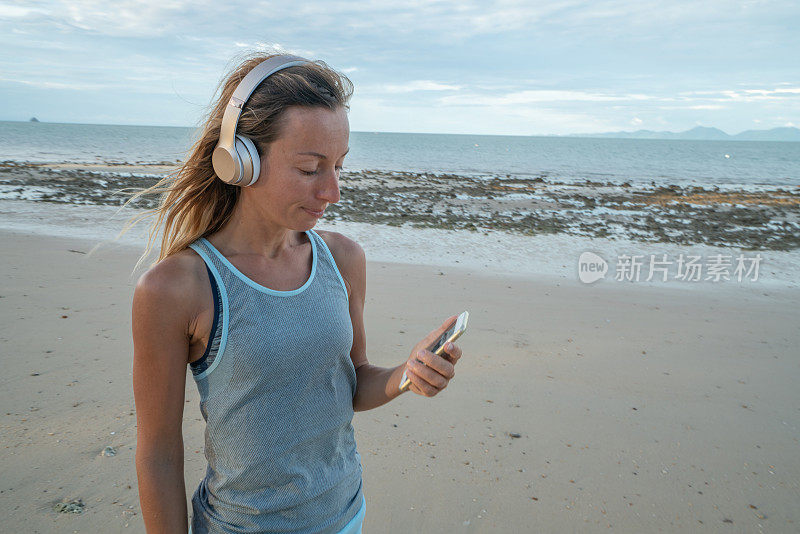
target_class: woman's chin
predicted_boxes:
[297,208,325,228]
[292,218,320,232]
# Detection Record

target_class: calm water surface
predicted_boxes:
[1,121,798,187]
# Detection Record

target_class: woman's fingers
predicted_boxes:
[409,358,450,388]
[414,349,455,378]
[442,342,462,363]
[405,367,441,397]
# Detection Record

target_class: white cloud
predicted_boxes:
[743,88,800,96]
[687,104,726,110]
[0,4,45,17]
[679,87,800,102]
[7,0,209,37]
[0,77,110,91]
[372,80,462,94]
[439,89,652,106]
[245,41,317,58]
[349,95,616,135]
[335,1,578,38]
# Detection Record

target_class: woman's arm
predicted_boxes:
[329,234,405,411]
[132,256,200,533]
[320,232,462,412]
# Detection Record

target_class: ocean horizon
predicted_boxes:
[1,120,799,187]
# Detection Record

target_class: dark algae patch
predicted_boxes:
[2,162,798,250]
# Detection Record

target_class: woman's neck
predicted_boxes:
[210,199,304,260]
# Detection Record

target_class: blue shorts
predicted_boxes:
[188,495,366,534]
[338,494,366,534]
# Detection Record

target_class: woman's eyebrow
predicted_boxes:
[296,148,350,159]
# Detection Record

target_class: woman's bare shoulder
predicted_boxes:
[134,247,208,313]
[314,230,366,296]
[315,230,364,261]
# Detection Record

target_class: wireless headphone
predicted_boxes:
[212,55,309,186]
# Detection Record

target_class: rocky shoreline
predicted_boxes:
[1,161,798,251]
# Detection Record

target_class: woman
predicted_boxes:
[131,53,463,533]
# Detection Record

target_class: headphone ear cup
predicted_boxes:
[234,135,261,186]
[212,144,242,184]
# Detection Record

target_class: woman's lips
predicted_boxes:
[303,207,325,217]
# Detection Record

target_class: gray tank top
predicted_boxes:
[186,230,364,534]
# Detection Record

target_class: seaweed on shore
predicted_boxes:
[1,164,798,251]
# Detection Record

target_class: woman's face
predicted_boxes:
[247,105,350,231]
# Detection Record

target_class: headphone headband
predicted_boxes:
[213,54,309,185]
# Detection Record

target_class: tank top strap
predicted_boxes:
[308,229,348,299]
[188,238,233,286]
[187,238,231,381]
[187,237,239,306]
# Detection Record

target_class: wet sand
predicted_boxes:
[1,228,798,533]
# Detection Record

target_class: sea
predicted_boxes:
[1,120,798,188]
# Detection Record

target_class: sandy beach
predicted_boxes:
[1,190,799,532]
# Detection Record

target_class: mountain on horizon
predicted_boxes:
[568,126,800,142]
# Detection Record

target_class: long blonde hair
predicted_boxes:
[121,52,353,270]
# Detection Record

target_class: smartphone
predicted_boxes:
[399,311,469,392]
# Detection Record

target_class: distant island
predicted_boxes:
[567,126,800,142]
[29,117,39,122]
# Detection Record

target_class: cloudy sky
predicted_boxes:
[1,0,798,135]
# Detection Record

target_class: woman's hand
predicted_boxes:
[403,316,463,397]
